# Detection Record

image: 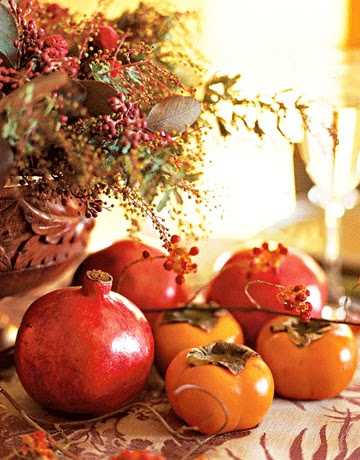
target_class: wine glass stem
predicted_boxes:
[324,203,344,303]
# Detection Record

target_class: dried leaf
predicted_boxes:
[0,51,12,68]
[57,79,88,117]
[271,318,332,348]
[0,72,70,114]
[146,95,201,133]
[161,307,227,332]
[187,340,258,375]
[0,4,19,68]
[77,80,117,116]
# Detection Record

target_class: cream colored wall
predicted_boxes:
[41,0,204,17]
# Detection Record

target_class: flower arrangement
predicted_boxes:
[0,0,309,252]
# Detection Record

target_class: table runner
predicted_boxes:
[1,341,359,460]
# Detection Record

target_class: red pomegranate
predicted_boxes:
[15,270,154,415]
[205,242,328,348]
[72,239,192,326]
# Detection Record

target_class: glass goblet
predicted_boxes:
[299,103,360,317]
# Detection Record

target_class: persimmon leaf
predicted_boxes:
[187,340,258,375]
[270,318,332,348]
[146,95,201,133]
[161,307,227,332]
[0,4,19,68]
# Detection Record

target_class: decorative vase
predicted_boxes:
[0,186,95,299]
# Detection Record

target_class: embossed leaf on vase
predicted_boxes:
[0,246,11,272]
[0,4,19,68]
[13,198,91,270]
[20,199,83,245]
[0,187,94,297]
[146,95,201,133]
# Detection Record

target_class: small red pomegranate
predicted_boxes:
[72,239,192,326]
[205,242,328,348]
[15,270,154,415]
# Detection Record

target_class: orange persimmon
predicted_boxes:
[153,307,244,376]
[256,316,358,400]
[165,341,274,435]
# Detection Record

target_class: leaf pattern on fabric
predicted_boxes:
[1,344,359,460]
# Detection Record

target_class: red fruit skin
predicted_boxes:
[93,25,119,50]
[72,240,192,327]
[15,273,154,415]
[205,247,328,348]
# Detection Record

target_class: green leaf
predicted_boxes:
[0,72,70,114]
[156,188,172,211]
[173,188,183,205]
[126,66,143,84]
[0,4,19,68]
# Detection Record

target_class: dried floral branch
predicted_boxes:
[0,385,212,454]
[201,74,310,142]
[0,0,207,248]
[0,386,82,460]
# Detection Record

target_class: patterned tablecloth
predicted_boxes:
[0,335,359,460]
[1,203,360,460]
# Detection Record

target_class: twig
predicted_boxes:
[142,303,360,327]
[174,384,229,435]
[0,386,82,460]
[0,385,207,445]
[115,254,165,292]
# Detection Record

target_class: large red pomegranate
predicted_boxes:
[205,242,328,348]
[15,270,154,415]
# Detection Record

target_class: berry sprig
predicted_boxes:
[276,284,313,322]
[246,242,288,279]
[163,234,199,285]
[244,279,313,322]
[113,235,199,291]
[0,0,206,247]
[18,431,55,459]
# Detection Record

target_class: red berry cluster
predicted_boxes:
[0,14,79,95]
[246,242,288,279]
[97,94,148,146]
[16,11,78,80]
[96,92,175,152]
[276,284,313,322]
[18,431,55,459]
[163,235,199,285]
